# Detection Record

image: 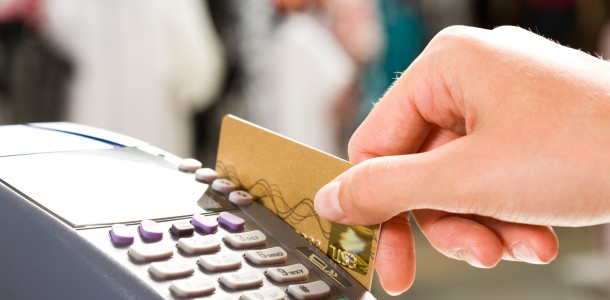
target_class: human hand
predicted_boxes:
[314,25,610,295]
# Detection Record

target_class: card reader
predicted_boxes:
[0,122,375,299]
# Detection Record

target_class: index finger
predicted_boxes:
[348,26,491,163]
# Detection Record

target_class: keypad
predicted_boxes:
[139,219,164,241]
[218,270,264,290]
[244,247,288,266]
[109,181,334,299]
[286,281,331,300]
[241,287,286,300]
[170,278,216,298]
[176,236,221,255]
[128,243,174,262]
[170,221,194,238]
[191,214,218,234]
[218,212,245,231]
[197,253,242,272]
[223,230,267,249]
[265,264,309,283]
[149,259,195,279]
[110,224,134,245]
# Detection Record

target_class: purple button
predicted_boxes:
[218,212,245,232]
[110,224,134,245]
[139,219,163,241]
[191,214,218,234]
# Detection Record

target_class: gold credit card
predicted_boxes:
[215,115,379,290]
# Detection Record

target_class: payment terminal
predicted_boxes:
[0,122,375,299]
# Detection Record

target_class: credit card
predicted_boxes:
[215,115,379,289]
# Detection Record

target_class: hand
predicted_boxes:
[314,25,610,295]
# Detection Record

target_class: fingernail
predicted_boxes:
[314,181,345,222]
[511,242,544,264]
[456,249,486,268]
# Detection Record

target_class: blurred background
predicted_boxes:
[1,0,610,299]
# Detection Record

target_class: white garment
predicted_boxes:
[43,0,225,157]
[249,13,356,156]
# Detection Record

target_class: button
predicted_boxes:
[241,287,285,300]
[179,158,202,173]
[195,167,218,183]
[170,278,216,298]
[149,259,194,279]
[228,190,254,206]
[244,247,288,266]
[286,281,331,300]
[110,224,134,245]
[211,179,235,194]
[265,264,309,283]
[218,212,245,231]
[128,243,174,262]
[170,221,194,237]
[197,253,242,272]
[191,214,218,234]
[177,236,221,255]
[223,230,266,249]
[139,219,163,241]
[218,270,263,290]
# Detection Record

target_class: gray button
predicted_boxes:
[244,247,288,266]
[195,167,218,183]
[211,178,235,194]
[179,158,202,173]
[265,263,309,283]
[197,253,242,272]
[170,278,216,298]
[286,281,331,300]
[224,230,267,249]
[148,259,194,279]
[128,243,173,262]
[218,270,264,290]
[241,287,285,300]
[177,236,221,255]
[228,190,254,206]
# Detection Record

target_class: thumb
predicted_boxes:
[314,137,484,225]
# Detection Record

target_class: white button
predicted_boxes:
[286,281,331,300]
[265,264,309,283]
[195,167,218,183]
[197,253,242,272]
[148,259,194,279]
[218,270,263,290]
[244,247,288,266]
[128,243,174,262]
[211,179,235,194]
[223,230,267,249]
[170,278,216,298]
[179,158,202,173]
[241,287,285,300]
[177,236,221,255]
[228,190,254,206]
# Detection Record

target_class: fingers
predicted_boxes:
[315,136,483,225]
[374,213,415,295]
[412,210,503,268]
[348,26,491,164]
[473,215,558,264]
[412,210,558,267]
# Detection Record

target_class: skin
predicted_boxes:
[313,25,610,295]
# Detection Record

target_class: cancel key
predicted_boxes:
[244,246,288,266]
